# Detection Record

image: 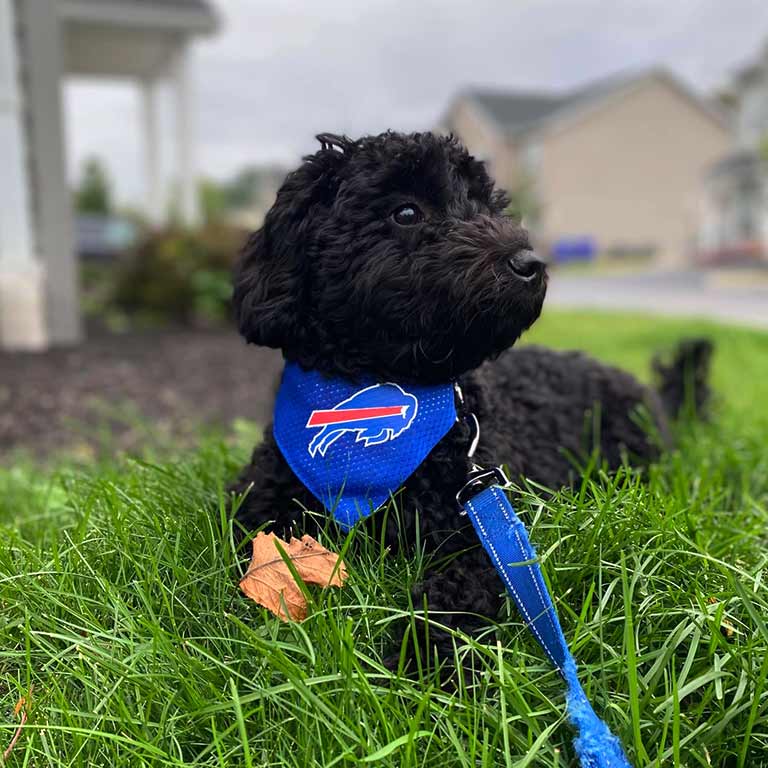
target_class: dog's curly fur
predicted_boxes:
[230,130,711,663]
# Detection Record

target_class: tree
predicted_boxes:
[198,178,228,225]
[75,157,112,215]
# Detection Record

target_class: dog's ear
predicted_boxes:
[233,140,349,349]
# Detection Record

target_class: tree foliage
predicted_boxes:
[75,156,112,216]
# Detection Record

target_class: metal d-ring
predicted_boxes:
[453,382,480,460]
[466,412,480,459]
[453,382,464,413]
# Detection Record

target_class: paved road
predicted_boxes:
[546,269,768,329]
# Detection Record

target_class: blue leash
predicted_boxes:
[458,466,632,768]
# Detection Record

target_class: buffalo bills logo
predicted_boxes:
[306,383,418,457]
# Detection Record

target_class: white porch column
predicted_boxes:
[171,43,199,227]
[141,77,164,226]
[18,0,80,344]
[0,0,47,350]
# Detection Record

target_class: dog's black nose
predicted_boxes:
[508,249,546,281]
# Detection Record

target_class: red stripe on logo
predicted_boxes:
[306,405,406,427]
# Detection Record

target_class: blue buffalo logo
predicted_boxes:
[305,383,419,457]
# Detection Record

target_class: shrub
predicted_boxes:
[110,223,248,328]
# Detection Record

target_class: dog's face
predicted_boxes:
[233,131,547,382]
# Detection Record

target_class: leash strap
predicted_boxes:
[460,481,632,768]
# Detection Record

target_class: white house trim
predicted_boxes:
[0,0,46,349]
[0,0,33,267]
[172,44,199,226]
[0,0,217,350]
[19,0,81,345]
[142,76,164,225]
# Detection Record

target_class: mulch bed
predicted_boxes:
[0,329,283,462]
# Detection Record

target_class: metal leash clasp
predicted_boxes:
[455,401,510,511]
[456,466,510,509]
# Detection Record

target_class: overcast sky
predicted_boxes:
[64,0,768,207]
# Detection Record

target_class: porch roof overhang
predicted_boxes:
[59,0,218,79]
[59,0,218,33]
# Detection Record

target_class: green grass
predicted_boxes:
[1,310,767,767]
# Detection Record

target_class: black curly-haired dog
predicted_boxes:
[230,130,711,663]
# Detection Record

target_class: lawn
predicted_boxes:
[1,310,767,767]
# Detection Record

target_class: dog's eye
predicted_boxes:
[392,204,423,226]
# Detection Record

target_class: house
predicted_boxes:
[0,0,217,351]
[440,69,729,267]
[699,44,768,265]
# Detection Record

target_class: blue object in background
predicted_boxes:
[551,236,597,264]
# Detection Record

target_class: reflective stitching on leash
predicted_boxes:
[465,494,558,667]
[490,485,562,661]
[489,486,562,664]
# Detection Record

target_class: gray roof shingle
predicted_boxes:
[468,90,567,135]
[460,71,666,137]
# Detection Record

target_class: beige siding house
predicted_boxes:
[441,70,729,267]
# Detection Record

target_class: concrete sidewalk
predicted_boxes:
[546,269,768,329]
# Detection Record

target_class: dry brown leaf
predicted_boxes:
[239,532,348,621]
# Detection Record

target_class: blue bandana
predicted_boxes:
[273,362,457,529]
